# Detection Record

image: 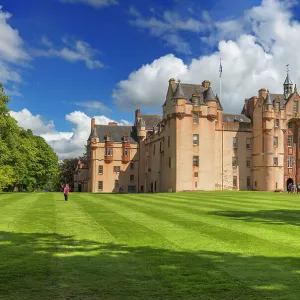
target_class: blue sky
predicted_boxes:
[2,0,300,158]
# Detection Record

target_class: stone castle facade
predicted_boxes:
[74,72,300,193]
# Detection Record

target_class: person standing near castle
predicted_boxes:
[64,184,70,201]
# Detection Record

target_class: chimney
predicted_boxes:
[91,118,95,130]
[202,80,211,89]
[258,88,267,100]
[135,109,140,120]
[169,78,176,90]
[108,122,118,126]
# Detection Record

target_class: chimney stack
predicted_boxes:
[135,109,140,120]
[108,122,118,126]
[91,118,95,130]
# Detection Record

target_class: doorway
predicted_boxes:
[287,178,293,190]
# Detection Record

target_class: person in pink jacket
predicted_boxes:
[64,184,70,201]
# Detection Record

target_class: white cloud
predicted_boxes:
[59,0,117,8]
[34,39,103,69]
[0,6,29,90]
[75,101,112,113]
[130,10,207,54]
[11,108,131,159]
[114,0,300,113]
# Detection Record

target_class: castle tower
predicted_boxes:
[284,69,293,99]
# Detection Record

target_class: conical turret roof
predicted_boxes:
[284,73,293,85]
[265,91,272,105]
[173,81,186,99]
[204,86,217,101]
[90,127,98,138]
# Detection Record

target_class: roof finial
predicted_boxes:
[286,64,290,74]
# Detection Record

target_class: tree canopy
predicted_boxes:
[0,83,59,191]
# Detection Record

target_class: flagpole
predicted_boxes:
[219,58,222,101]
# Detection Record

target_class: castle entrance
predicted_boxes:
[286,178,293,191]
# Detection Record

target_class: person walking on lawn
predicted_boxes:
[64,184,70,201]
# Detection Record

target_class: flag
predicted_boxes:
[219,58,222,78]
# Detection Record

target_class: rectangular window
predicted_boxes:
[130,175,134,182]
[113,166,121,173]
[98,181,103,190]
[246,159,251,168]
[233,176,237,187]
[246,138,251,150]
[275,102,280,112]
[232,157,237,168]
[123,148,130,157]
[169,157,171,168]
[273,157,278,166]
[265,104,269,111]
[153,144,156,155]
[288,156,293,168]
[130,162,134,169]
[288,135,293,147]
[168,136,170,147]
[193,156,199,167]
[293,101,298,112]
[194,172,198,177]
[193,134,199,145]
[233,137,238,149]
[98,165,103,175]
[273,137,278,148]
[193,113,198,124]
[195,181,198,188]
[247,176,251,188]
[105,147,113,156]
[114,180,119,188]
[275,119,279,128]
[160,141,164,152]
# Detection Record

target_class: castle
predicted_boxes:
[74,72,300,193]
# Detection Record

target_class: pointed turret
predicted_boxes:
[173,80,186,99]
[265,90,272,105]
[91,127,97,138]
[204,87,217,102]
[284,68,293,99]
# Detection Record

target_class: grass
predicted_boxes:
[0,191,300,299]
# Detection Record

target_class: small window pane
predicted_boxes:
[233,176,237,187]
[194,172,198,177]
[288,156,293,168]
[193,134,199,145]
[233,137,238,149]
[232,157,237,168]
[246,138,251,150]
[193,113,198,124]
[106,147,113,156]
[98,165,103,175]
[273,137,278,148]
[288,135,293,147]
[193,156,199,167]
[130,175,134,182]
[274,119,279,128]
[98,181,103,190]
[275,102,280,112]
[273,157,278,166]
[293,101,298,112]
[247,176,251,188]
[246,159,251,167]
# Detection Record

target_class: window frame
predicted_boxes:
[98,181,103,191]
[275,102,280,112]
[193,156,199,167]
[246,138,251,150]
[113,166,121,173]
[288,135,293,147]
[193,113,199,124]
[232,157,237,168]
[273,136,278,148]
[130,175,134,182]
[273,157,278,166]
[288,156,293,168]
[193,134,199,145]
[105,147,113,156]
[293,101,298,113]
[233,176,237,188]
[98,165,103,175]
[274,119,279,128]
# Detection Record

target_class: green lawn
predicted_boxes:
[0,191,300,299]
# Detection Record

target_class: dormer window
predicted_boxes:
[293,101,298,113]
[275,102,280,112]
[106,133,111,141]
[123,133,129,142]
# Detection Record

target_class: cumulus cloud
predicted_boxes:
[115,0,300,113]
[59,0,117,8]
[0,6,29,90]
[34,38,103,69]
[11,108,131,159]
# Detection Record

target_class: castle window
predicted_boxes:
[275,119,279,128]
[130,175,134,182]
[153,144,156,155]
[169,157,171,168]
[193,113,198,124]
[288,135,293,147]
[98,165,103,175]
[247,177,251,188]
[98,181,103,191]
[123,148,130,157]
[232,157,237,168]
[193,156,199,167]
[246,138,251,150]
[193,134,199,145]
[288,156,293,168]
[160,140,164,152]
[273,137,278,148]
[293,101,298,113]
[233,176,237,188]
[265,105,269,112]
[193,97,199,106]
[114,180,119,188]
[105,147,113,156]
[130,162,134,169]
[168,136,170,147]
[113,166,121,173]
[273,157,278,166]
[194,172,198,177]
[275,102,280,112]
[246,159,251,168]
[233,137,238,149]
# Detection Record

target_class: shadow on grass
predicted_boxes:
[211,210,300,226]
[0,231,299,300]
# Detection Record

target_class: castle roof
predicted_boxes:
[173,82,186,99]
[265,92,273,105]
[140,114,162,130]
[204,86,217,102]
[93,125,138,144]
[223,114,251,123]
